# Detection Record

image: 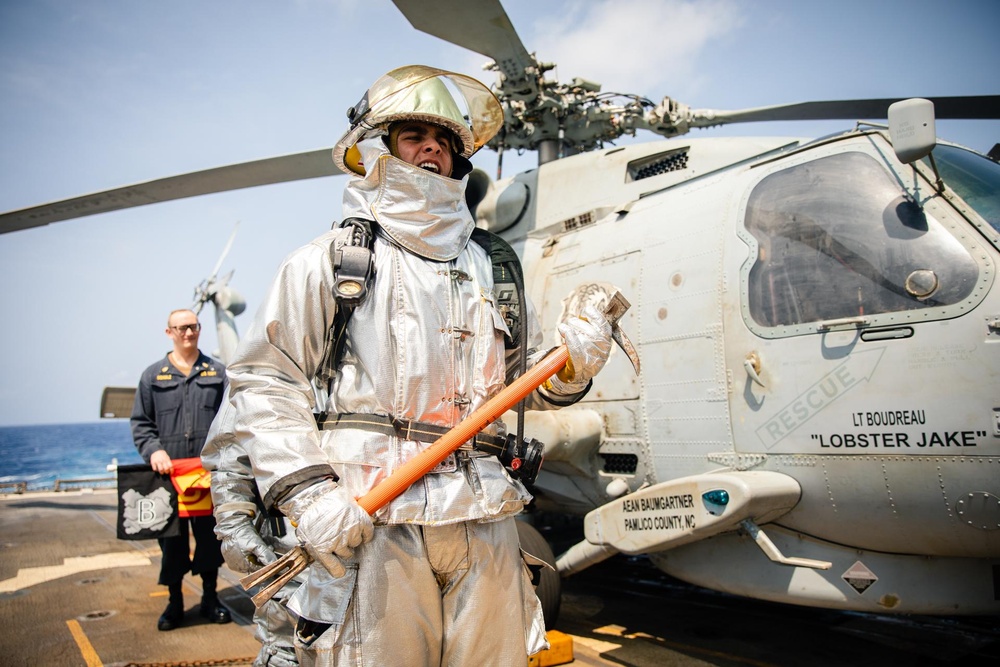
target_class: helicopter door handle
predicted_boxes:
[744,352,765,387]
[817,316,869,331]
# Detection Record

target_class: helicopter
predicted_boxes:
[2,0,1000,620]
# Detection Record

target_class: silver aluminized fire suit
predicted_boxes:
[227,136,589,666]
[202,389,302,667]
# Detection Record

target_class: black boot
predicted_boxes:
[157,583,184,631]
[199,571,231,624]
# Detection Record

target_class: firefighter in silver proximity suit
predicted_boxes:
[202,389,301,667]
[225,65,613,667]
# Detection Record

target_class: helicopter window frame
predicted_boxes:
[917,143,1000,250]
[736,141,994,339]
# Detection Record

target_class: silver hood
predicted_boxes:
[342,136,473,261]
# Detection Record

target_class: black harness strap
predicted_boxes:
[471,228,529,443]
[317,218,376,387]
[318,412,509,458]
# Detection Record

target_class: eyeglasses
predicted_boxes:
[170,323,201,334]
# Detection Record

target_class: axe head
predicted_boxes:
[603,291,631,325]
[602,291,641,376]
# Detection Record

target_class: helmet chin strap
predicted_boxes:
[451,154,473,180]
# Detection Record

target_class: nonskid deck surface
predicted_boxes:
[0,489,259,666]
[4,489,998,667]
[0,489,621,667]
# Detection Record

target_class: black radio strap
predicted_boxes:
[471,228,528,443]
[317,218,376,387]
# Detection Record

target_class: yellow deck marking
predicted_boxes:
[0,552,150,593]
[66,619,103,667]
[655,639,778,667]
[591,624,778,667]
[570,634,622,653]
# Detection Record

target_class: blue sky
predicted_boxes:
[1,0,998,426]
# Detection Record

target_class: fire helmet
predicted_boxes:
[333,65,504,176]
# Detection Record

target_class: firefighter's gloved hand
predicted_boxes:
[215,510,277,574]
[548,305,613,396]
[261,644,298,667]
[282,480,373,578]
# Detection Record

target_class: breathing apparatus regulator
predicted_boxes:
[496,433,544,484]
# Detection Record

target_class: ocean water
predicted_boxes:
[0,421,145,491]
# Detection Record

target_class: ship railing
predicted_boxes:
[53,477,117,491]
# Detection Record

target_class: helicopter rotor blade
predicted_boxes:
[689,95,1000,128]
[0,148,342,235]
[392,0,535,88]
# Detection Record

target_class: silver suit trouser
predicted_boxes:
[255,588,299,667]
[296,517,546,667]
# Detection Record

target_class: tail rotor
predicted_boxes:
[192,223,245,363]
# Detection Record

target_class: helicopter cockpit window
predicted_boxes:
[923,144,1000,234]
[745,152,980,328]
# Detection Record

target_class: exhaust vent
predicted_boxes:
[561,210,595,232]
[600,453,638,474]
[627,148,689,182]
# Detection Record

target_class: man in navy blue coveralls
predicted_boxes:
[130,308,230,631]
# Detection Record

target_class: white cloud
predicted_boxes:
[527,0,743,97]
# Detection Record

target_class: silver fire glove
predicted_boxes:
[215,509,278,574]
[547,304,613,395]
[280,479,374,578]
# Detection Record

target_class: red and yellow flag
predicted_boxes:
[170,457,214,517]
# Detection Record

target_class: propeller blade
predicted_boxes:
[218,268,235,290]
[193,226,239,314]
[690,95,1000,128]
[0,148,342,234]
[392,0,534,86]
[208,223,240,284]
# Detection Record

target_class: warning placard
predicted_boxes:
[842,560,878,594]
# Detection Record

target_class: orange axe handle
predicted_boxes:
[356,345,569,514]
[241,351,566,603]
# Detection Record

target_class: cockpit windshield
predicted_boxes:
[743,151,981,330]
[925,144,1000,234]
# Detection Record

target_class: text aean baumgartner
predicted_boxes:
[622,494,696,532]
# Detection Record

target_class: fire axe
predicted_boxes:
[241,291,640,606]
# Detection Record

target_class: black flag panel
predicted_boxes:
[116,464,180,540]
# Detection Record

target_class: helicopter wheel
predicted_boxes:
[515,518,561,629]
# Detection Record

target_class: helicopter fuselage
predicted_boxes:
[491,129,1000,614]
